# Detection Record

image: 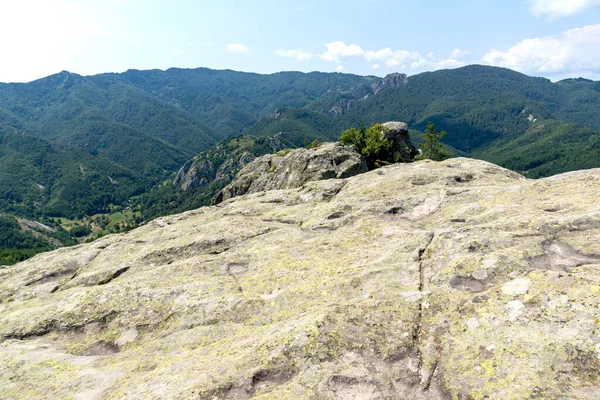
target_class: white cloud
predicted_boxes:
[410,57,466,71]
[172,48,184,57]
[336,66,345,72]
[272,41,470,74]
[274,49,317,61]
[528,0,600,19]
[227,43,251,54]
[321,41,364,62]
[450,48,470,59]
[363,47,466,70]
[364,48,393,61]
[482,24,600,76]
[365,48,421,67]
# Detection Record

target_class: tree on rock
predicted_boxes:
[340,122,415,170]
[418,122,451,161]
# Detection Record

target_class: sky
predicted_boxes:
[1,0,600,83]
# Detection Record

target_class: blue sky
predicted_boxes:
[1,0,599,82]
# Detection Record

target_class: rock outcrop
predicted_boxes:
[328,73,408,115]
[174,158,217,191]
[212,142,367,204]
[1,158,600,399]
[371,72,408,94]
[174,134,286,192]
[382,121,419,162]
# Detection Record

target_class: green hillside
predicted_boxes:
[0,68,371,222]
[242,65,600,175]
[0,131,146,218]
[112,68,374,138]
[1,65,600,262]
[0,214,75,266]
[474,120,600,178]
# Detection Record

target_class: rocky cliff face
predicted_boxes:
[328,73,408,115]
[174,158,217,191]
[173,135,286,192]
[213,142,367,204]
[1,158,600,399]
[371,73,408,95]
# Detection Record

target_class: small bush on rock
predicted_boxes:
[340,123,394,169]
[305,139,323,149]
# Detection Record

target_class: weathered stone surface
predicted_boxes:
[1,158,600,399]
[328,74,408,115]
[213,151,256,188]
[174,134,286,192]
[213,142,367,204]
[382,121,419,162]
[174,158,216,191]
[371,73,408,94]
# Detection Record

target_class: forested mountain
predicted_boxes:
[474,120,600,178]
[0,68,372,219]
[246,66,600,154]
[0,68,375,263]
[112,68,373,138]
[1,65,599,263]
[0,131,142,219]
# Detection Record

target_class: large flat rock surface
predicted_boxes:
[1,158,599,399]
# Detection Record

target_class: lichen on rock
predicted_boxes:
[1,158,600,399]
[212,142,367,205]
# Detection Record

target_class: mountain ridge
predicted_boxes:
[1,64,599,263]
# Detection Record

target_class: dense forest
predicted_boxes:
[245,66,600,157]
[0,69,371,219]
[1,65,599,264]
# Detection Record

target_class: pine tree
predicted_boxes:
[418,122,451,161]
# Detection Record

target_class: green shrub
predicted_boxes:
[305,139,323,149]
[69,225,92,238]
[340,123,394,169]
[275,148,292,156]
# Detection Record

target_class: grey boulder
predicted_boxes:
[213,142,367,204]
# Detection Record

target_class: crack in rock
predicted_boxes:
[98,266,130,286]
[411,231,438,391]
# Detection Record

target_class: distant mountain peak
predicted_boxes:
[327,72,408,115]
[373,72,408,94]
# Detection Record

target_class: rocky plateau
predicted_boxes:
[1,151,600,399]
